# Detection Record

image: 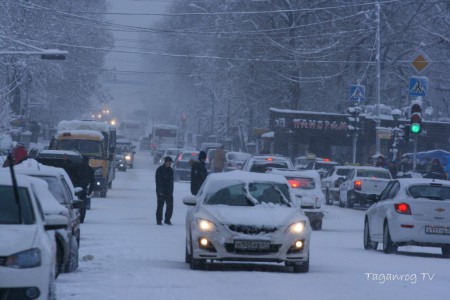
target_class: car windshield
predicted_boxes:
[0,186,35,224]
[30,175,67,204]
[356,169,391,179]
[57,139,104,159]
[408,185,450,200]
[336,169,351,176]
[204,181,291,206]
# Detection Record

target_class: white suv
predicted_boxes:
[0,172,67,300]
[241,155,294,173]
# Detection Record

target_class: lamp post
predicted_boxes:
[390,109,402,162]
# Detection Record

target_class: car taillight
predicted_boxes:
[394,203,411,215]
[354,180,362,191]
[288,179,301,188]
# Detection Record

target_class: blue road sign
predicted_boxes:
[409,76,428,97]
[349,85,365,101]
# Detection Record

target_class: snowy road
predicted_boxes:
[57,151,449,300]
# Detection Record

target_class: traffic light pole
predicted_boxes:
[352,132,358,164]
[413,136,417,172]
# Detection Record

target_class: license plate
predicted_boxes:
[234,240,270,250]
[425,226,450,235]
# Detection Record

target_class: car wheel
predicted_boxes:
[65,235,79,273]
[346,192,354,208]
[311,220,322,231]
[383,221,397,254]
[442,246,450,257]
[55,241,64,278]
[325,190,332,205]
[189,240,206,270]
[185,239,191,264]
[363,219,378,250]
[293,252,309,273]
[48,273,56,300]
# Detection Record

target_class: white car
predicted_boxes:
[364,178,450,256]
[241,155,294,173]
[7,159,83,273]
[183,170,311,272]
[269,169,325,230]
[321,166,354,205]
[0,172,67,300]
[338,166,392,208]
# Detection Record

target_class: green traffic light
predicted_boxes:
[410,123,421,134]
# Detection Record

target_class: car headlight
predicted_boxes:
[5,248,41,268]
[287,221,306,234]
[197,219,217,232]
[125,155,131,161]
[94,168,103,176]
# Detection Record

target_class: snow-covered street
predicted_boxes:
[57,151,449,300]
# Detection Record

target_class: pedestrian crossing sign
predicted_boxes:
[349,85,365,101]
[409,76,428,97]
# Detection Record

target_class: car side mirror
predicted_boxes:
[44,214,68,231]
[74,187,83,195]
[183,195,197,206]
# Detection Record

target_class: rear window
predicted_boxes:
[286,177,315,189]
[336,169,351,176]
[356,169,391,179]
[0,186,35,224]
[250,162,289,173]
[181,152,198,160]
[408,185,450,200]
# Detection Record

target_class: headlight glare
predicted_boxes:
[125,155,131,161]
[288,221,306,234]
[5,248,41,268]
[197,219,216,232]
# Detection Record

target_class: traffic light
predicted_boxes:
[410,103,422,134]
[347,106,361,132]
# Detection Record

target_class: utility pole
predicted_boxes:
[375,0,381,155]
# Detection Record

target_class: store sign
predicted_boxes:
[292,119,348,131]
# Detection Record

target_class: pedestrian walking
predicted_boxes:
[191,151,208,196]
[213,145,226,173]
[155,156,174,225]
[429,158,445,175]
[73,156,95,223]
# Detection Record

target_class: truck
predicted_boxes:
[49,120,116,198]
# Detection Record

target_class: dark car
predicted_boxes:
[173,151,199,181]
[115,150,127,172]
[116,138,136,168]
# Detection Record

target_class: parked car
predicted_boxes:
[241,155,294,173]
[224,151,251,171]
[364,178,450,256]
[183,170,311,272]
[269,169,325,230]
[116,138,135,168]
[173,151,199,181]
[338,166,392,208]
[321,166,354,205]
[9,159,83,273]
[0,172,67,300]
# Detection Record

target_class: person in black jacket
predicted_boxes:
[155,156,174,225]
[73,156,95,223]
[190,151,208,196]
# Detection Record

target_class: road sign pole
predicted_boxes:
[413,136,417,172]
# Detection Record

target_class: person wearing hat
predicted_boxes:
[155,156,174,225]
[191,151,208,196]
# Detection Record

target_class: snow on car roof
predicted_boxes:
[352,166,390,171]
[0,172,34,187]
[55,129,104,140]
[58,120,111,132]
[206,170,289,185]
[396,178,450,186]
[30,177,68,215]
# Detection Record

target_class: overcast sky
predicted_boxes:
[104,0,169,120]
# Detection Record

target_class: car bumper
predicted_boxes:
[190,226,310,263]
[0,264,51,300]
[390,220,450,247]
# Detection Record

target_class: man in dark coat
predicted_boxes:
[155,156,174,225]
[73,156,95,223]
[191,151,208,196]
